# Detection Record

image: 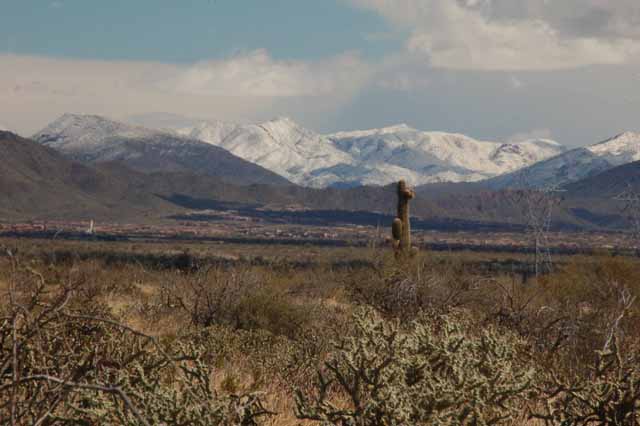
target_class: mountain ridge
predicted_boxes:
[2,129,638,232]
[30,114,640,195]
[171,116,566,188]
[33,114,291,186]
[487,131,640,189]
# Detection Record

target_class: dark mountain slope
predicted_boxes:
[0,131,177,220]
[564,161,640,199]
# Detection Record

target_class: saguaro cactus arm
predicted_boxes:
[392,180,416,257]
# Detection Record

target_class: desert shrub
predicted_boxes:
[468,255,640,379]
[192,325,325,393]
[295,307,535,426]
[345,254,485,320]
[532,284,640,426]
[172,266,262,328]
[539,257,640,318]
[187,298,350,393]
[172,266,319,338]
[482,275,574,369]
[524,257,640,370]
[0,262,272,425]
[83,341,271,426]
[234,286,309,337]
[533,336,640,426]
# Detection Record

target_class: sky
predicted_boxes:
[1,0,640,146]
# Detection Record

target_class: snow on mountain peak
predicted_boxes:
[33,113,574,189]
[587,131,640,163]
[256,117,309,138]
[488,131,640,189]
[34,113,163,151]
[164,118,568,188]
[610,131,640,141]
[373,123,413,134]
[31,113,290,185]
[325,126,566,186]
[591,131,640,148]
[52,113,127,131]
[184,117,352,185]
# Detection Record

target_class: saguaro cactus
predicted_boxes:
[392,180,416,257]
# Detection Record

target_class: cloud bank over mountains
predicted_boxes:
[0,52,371,135]
[159,49,370,97]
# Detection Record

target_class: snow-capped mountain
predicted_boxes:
[487,132,640,189]
[35,113,164,158]
[34,113,574,189]
[327,125,564,186]
[181,117,352,187]
[178,119,565,188]
[32,114,290,186]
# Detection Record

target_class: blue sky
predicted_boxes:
[2,0,640,146]
[2,0,399,62]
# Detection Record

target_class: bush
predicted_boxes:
[532,288,640,426]
[0,265,272,425]
[295,307,535,426]
[345,255,482,319]
[533,336,640,426]
[172,266,330,339]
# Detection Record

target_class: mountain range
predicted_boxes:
[1,127,638,232]
[31,114,640,193]
[488,132,640,189]
[175,117,566,187]
[33,114,289,186]
[0,129,451,223]
[2,111,640,232]
[20,113,569,188]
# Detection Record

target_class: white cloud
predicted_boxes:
[158,49,369,97]
[347,0,640,70]
[0,52,372,135]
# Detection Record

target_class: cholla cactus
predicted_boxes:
[533,335,640,426]
[295,308,535,426]
[392,180,417,258]
[0,266,272,426]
